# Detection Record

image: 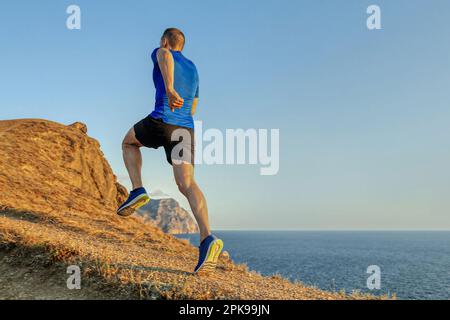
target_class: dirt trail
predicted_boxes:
[0,253,112,300]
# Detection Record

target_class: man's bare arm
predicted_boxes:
[191,98,199,116]
[157,48,184,111]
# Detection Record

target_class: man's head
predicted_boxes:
[160,28,185,51]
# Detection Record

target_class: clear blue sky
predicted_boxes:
[1,0,449,230]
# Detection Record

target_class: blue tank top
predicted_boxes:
[150,48,199,129]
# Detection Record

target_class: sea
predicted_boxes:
[176,231,450,300]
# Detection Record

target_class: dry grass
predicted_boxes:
[0,207,391,300]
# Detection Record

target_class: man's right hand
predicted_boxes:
[167,88,184,112]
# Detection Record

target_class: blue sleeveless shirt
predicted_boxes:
[150,48,199,129]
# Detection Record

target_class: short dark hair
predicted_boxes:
[162,28,185,50]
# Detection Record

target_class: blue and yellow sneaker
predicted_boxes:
[194,235,224,275]
[117,187,150,217]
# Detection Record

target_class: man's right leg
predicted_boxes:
[122,127,144,190]
[173,162,223,274]
[173,162,211,242]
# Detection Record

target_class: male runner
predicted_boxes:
[117,28,223,274]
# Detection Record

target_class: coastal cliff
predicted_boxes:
[0,119,379,300]
[138,198,198,234]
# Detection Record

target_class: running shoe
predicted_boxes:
[194,235,224,275]
[117,187,150,217]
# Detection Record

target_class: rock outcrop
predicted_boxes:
[0,119,127,214]
[138,199,198,234]
[0,119,194,234]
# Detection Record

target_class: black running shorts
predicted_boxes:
[134,116,195,166]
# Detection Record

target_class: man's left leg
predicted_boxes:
[122,127,144,190]
[117,126,150,216]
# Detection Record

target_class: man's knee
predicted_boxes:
[122,138,133,152]
[176,176,194,195]
[122,130,141,150]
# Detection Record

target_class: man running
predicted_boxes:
[117,28,223,274]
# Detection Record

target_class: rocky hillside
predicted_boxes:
[0,119,381,300]
[138,199,198,234]
[0,119,127,215]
